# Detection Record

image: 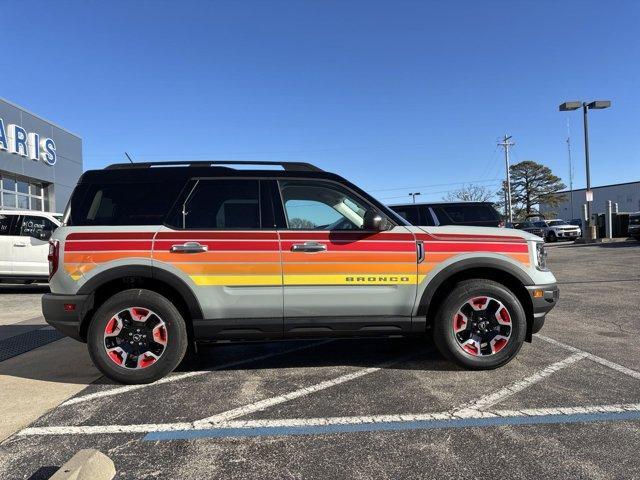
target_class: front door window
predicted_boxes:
[279,180,370,230]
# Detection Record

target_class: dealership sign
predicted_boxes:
[0,117,57,166]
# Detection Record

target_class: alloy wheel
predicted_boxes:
[103,307,168,369]
[452,296,512,356]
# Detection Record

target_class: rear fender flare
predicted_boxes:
[77,265,204,321]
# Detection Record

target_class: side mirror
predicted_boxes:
[363,210,392,231]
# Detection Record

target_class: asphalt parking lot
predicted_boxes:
[1,241,639,479]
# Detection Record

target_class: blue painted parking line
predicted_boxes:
[143,410,640,441]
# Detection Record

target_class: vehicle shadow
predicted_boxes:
[175,337,461,375]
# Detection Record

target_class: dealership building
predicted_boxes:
[0,98,82,214]
[543,180,640,219]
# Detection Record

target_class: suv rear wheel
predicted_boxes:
[87,289,188,384]
[433,279,526,369]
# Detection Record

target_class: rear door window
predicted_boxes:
[171,179,261,229]
[69,181,185,226]
[18,215,57,240]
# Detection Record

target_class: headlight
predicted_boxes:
[535,242,548,271]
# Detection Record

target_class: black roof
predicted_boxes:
[73,160,411,227]
[105,160,322,172]
[80,161,343,184]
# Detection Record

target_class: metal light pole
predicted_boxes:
[559,100,611,239]
[409,192,421,203]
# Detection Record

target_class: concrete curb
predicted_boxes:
[50,449,115,480]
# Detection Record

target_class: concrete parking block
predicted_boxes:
[49,449,115,480]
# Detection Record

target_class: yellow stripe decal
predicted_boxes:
[189,274,427,286]
[284,274,426,285]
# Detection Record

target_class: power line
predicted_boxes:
[368,177,503,193]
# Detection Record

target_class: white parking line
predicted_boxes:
[194,367,381,427]
[18,402,640,436]
[538,335,640,381]
[62,340,333,406]
[21,335,640,438]
[193,352,416,427]
[453,352,588,415]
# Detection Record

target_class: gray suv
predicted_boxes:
[42,161,558,384]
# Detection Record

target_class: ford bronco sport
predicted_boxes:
[42,161,558,384]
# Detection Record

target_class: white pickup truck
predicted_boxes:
[0,210,62,282]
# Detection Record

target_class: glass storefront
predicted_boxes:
[0,174,46,211]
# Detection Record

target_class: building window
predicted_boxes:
[0,175,46,211]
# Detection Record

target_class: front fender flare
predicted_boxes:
[415,257,534,318]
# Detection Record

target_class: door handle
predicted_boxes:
[13,243,27,247]
[290,242,327,253]
[170,242,208,253]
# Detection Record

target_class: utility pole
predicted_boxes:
[498,135,515,222]
[409,192,421,204]
[566,119,575,220]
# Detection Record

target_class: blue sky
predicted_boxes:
[2,0,638,203]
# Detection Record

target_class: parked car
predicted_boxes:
[43,161,558,384]
[629,212,640,240]
[509,221,544,239]
[389,201,502,227]
[533,219,581,242]
[0,210,62,283]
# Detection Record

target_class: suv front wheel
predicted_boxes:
[433,279,526,369]
[87,289,188,384]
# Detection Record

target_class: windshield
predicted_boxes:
[548,220,566,226]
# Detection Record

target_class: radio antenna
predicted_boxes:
[124,152,134,164]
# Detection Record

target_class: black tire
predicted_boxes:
[432,279,526,370]
[87,289,188,384]
[547,231,557,242]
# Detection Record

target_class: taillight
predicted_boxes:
[48,240,59,280]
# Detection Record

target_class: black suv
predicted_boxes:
[389,201,502,228]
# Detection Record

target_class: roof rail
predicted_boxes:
[105,161,323,172]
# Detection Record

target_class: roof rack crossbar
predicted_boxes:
[105,161,322,172]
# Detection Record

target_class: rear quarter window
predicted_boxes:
[68,181,186,226]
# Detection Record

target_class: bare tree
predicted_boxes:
[443,184,494,202]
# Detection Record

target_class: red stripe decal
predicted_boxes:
[154,240,280,251]
[418,233,526,243]
[66,232,156,240]
[278,232,415,242]
[154,231,279,240]
[425,242,529,253]
[65,241,154,252]
[279,240,416,252]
